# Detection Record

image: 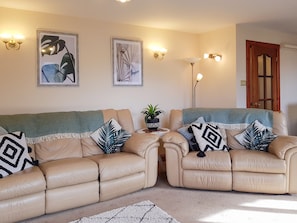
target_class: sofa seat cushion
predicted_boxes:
[0,166,46,200]
[182,151,231,171]
[39,158,98,189]
[230,149,286,174]
[87,152,145,182]
[183,170,232,191]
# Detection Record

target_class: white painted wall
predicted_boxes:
[198,26,237,108]
[0,7,200,129]
[236,24,297,135]
[1,8,297,135]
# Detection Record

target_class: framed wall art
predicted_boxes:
[37,30,79,86]
[112,38,143,86]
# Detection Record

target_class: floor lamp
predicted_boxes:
[185,58,202,107]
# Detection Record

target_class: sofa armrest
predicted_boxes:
[269,135,297,159]
[269,135,297,194]
[162,131,188,187]
[122,133,159,158]
[162,131,189,156]
[122,133,159,188]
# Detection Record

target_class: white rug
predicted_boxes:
[70,200,180,223]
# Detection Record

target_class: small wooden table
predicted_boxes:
[136,128,170,136]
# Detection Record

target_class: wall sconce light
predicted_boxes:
[0,33,24,50]
[151,47,167,60]
[204,53,222,62]
[116,0,131,3]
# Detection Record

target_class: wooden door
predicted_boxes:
[246,40,280,111]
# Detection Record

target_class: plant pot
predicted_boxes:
[146,118,160,131]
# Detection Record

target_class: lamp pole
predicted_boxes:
[190,62,195,107]
[194,73,203,107]
[185,57,200,108]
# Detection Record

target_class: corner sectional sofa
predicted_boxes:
[162,108,297,194]
[0,109,159,223]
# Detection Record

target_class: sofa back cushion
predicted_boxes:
[35,138,82,162]
[102,109,135,133]
[81,137,105,156]
[115,109,135,133]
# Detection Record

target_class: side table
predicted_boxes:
[136,127,169,136]
[136,128,169,173]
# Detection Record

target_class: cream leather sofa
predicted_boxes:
[162,108,297,194]
[0,109,159,223]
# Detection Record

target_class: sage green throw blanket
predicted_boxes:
[183,108,273,128]
[0,110,104,143]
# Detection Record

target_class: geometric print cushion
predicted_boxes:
[191,123,229,152]
[177,117,206,151]
[0,131,34,178]
[234,119,277,152]
[90,118,131,154]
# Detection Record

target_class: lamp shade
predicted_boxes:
[196,73,203,82]
[185,57,201,64]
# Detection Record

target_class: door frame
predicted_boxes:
[246,40,280,111]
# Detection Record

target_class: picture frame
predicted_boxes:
[37,30,79,86]
[112,38,143,86]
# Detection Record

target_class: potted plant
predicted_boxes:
[141,104,164,131]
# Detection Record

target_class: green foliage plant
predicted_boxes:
[141,104,164,122]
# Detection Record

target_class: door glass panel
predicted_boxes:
[266,100,272,110]
[266,56,272,76]
[259,77,264,99]
[258,55,264,75]
[266,78,272,98]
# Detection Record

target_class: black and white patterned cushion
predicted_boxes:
[177,117,205,151]
[0,131,34,178]
[234,120,277,152]
[191,123,229,152]
[90,118,131,154]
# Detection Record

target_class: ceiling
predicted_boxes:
[1,0,297,35]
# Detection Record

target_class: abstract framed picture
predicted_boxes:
[112,38,143,86]
[37,30,79,86]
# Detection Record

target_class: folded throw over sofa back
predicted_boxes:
[169,108,288,136]
[0,109,135,163]
[0,110,104,142]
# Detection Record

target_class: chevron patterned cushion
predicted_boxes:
[191,123,229,152]
[177,117,205,151]
[0,131,34,178]
[90,119,131,154]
